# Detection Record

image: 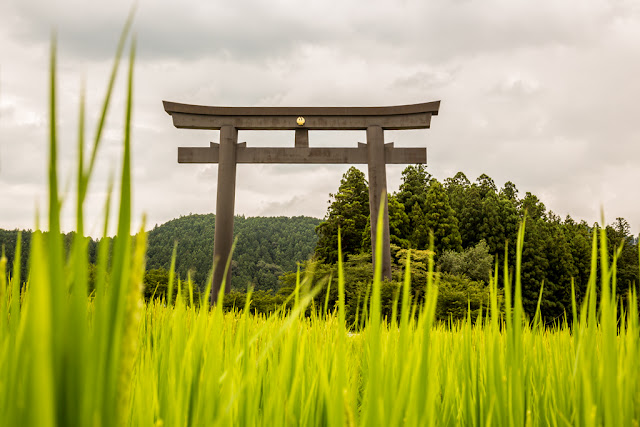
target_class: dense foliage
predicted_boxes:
[237,248,497,327]
[0,230,98,287]
[314,166,639,321]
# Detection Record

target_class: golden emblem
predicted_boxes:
[296,116,305,126]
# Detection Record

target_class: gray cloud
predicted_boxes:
[5,0,633,63]
[2,0,640,236]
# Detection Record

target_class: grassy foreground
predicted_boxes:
[1,26,640,427]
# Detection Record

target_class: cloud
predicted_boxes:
[4,0,634,64]
[1,0,640,236]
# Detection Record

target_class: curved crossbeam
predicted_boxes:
[163,100,440,130]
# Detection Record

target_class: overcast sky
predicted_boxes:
[1,0,639,237]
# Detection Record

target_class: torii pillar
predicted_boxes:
[163,101,441,304]
[366,125,391,277]
[212,124,238,301]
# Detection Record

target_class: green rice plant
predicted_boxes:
[0,13,141,426]
[1,20,639,426]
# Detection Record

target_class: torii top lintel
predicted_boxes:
[163,100,440,131]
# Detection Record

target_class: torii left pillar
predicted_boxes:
[211,125,237,304]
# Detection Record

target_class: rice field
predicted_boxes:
[1,22,639,426]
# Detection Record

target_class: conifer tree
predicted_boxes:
[315,167,369,263]
[500,181,519,203]
[444,171,470,220]
[563,216,592,302]
[607,217,639,297]
[543,217,577,319]
[519,217,549,316]
[423,180,462,254]
[388,196,411,248]
[458,183,484,248]
[396,165,430,217]
[409,203,430,250]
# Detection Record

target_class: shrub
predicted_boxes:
[438,240,493,283]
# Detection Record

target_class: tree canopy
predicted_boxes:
[309,164,639,322]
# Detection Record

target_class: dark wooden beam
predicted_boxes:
[295,129,309,148]
[211,125,237,304]
[163,100,440,117]
[238,147,368,163]
[168,112,432,130]
[177,143,426,164]
[366,125,392,280]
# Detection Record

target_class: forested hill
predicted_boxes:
[0,215,321,292]
[146,214,320,290]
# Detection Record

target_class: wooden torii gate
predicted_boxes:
[163,100,440,303]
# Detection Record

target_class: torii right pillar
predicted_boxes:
[366,125,392,280]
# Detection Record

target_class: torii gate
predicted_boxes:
[163,100,440,304]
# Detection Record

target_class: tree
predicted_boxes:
[457,183,484,249]
[444,171,470,221]
[477,191,519,260]
[518,217,578,321]
[476,173,498,198]
[606,217,638,298]
[452,174,518,256]
[519,218,550,318]
[399,172,463,254]
[563,217,592,303]
[500,181,519,203]
[396,165,431,219]
[542,220,577,319]
[388,195,411,248]
[315,167,370,263]
[423,180,462,254]
[409,203,430,249]
[478,192,505,256]
[520,192,546,221]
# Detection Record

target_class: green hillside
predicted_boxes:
[0,215,320,293]
[145,214,320,291]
